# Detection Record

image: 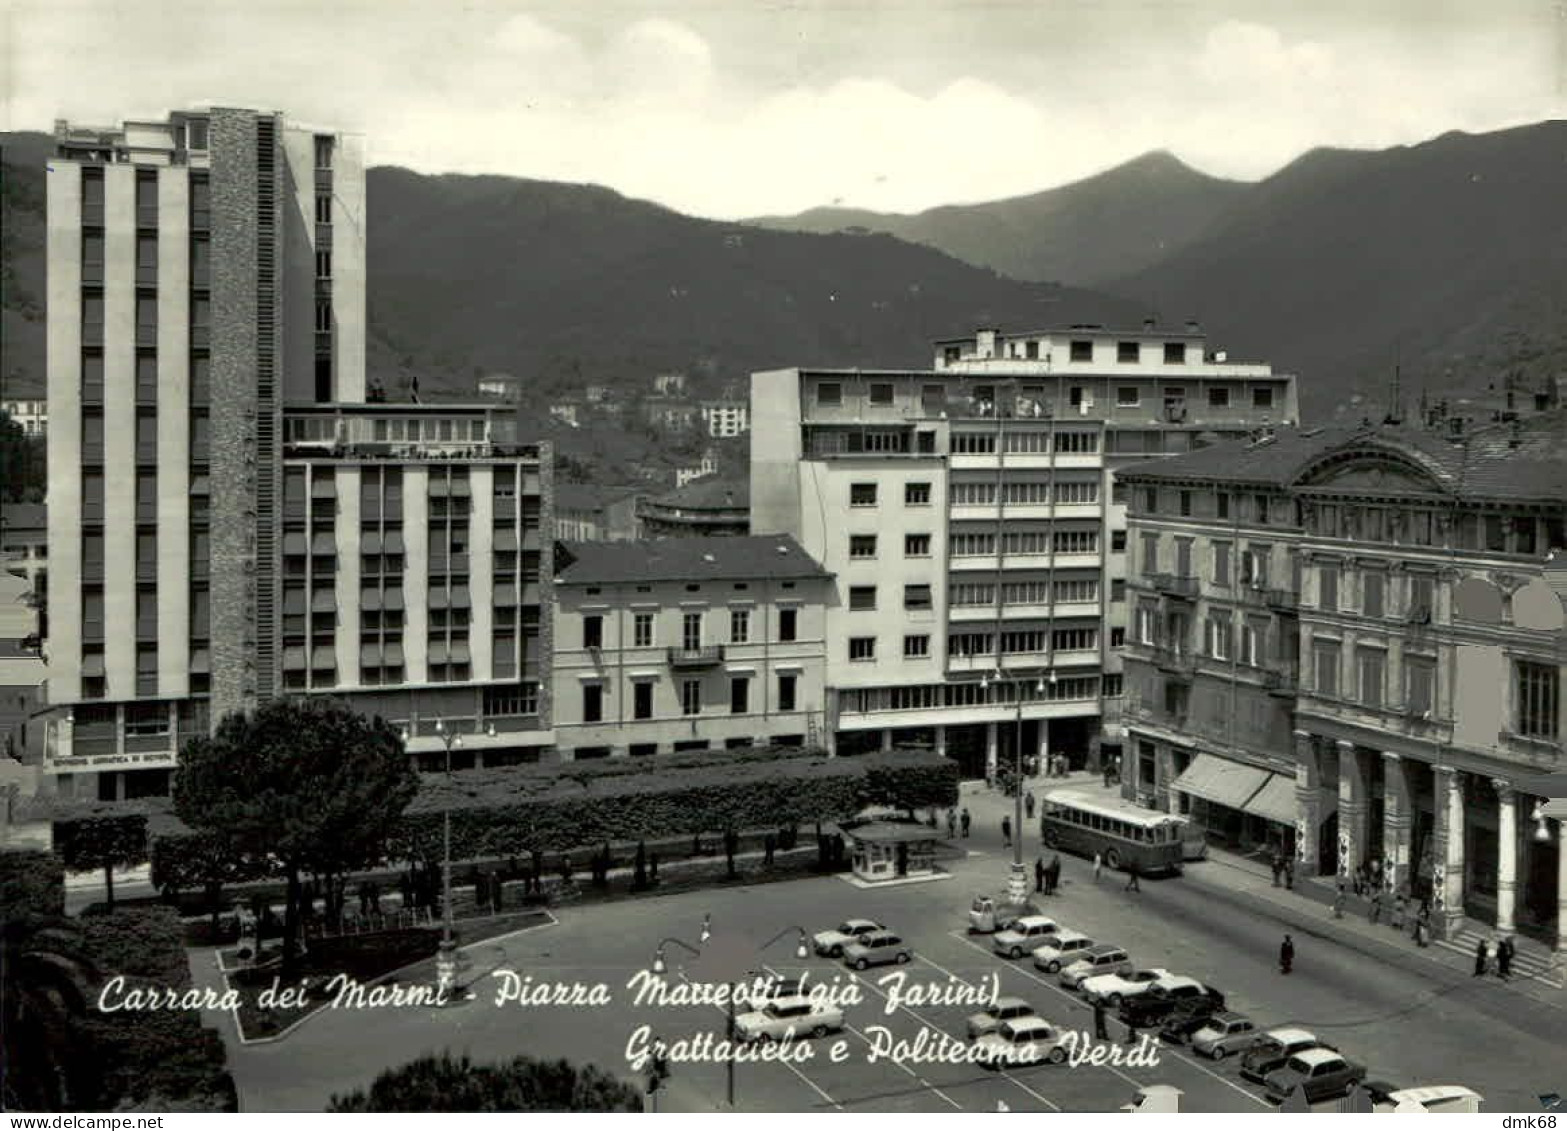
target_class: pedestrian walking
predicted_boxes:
[1270,852,1283,887]
[1035,857,1046,894]
[947,808,958,838]
[1391,892,1406,931]
[1094,1001,1109,1040]
[1473,937,1489,977]
[1001,815,1012,847]
[1498,936,1513,981]
[1047,853,1062,896]
[1279,933,1295,975]
[1025,791,1036,820]
[1093,852,1103,881]
[1103,760,1114,787]
[1284,858,1295,891]
[1414,909,1430,948]
[1368,889,1383,925]
[1332,881,1346,920]
[961,808,972,838]
[1124,862,1141,893]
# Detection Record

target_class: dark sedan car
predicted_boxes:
[1157,1002,1229,1045]
[1120,977,1224,1028]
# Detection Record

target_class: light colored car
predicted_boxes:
[842,929,912,971]
[965,996,1037,1040]
[813,918,884,958]
[1264,1048,1366,1104]
[991,915,1061,959]
[1032,929,1097,973]
[1190,1011,1263,1060]
[1060,945,1132,989]
[1239,1027,1331,1084]
[733,995,846,1043]
[1081,966,1170,1006]
[973,1017,1073,1069]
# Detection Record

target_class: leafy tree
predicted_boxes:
[328,1052,643,1112]
[55,815,148,910]
[172,697,417,969]
[1,851,99,1111]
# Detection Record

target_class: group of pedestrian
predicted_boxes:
[1034,853,1062,895]
[1474,935,1516,980]
[1268,850,1295,891]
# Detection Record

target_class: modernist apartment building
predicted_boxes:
[43,109,553,800]
[638,476,750,539]
[1119,413,1567,945]
[751,323,1297,778]
[550,536,832,758]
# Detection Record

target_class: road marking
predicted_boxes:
[944,931,1270,1109]
[764,964,964,1111]
[677,972,843,1111]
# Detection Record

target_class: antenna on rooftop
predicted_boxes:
[1383,347,1403,426]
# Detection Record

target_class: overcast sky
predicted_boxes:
[4,0,1562,218]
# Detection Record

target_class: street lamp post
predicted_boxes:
[402,715,495,999]
[984,670,1046,906]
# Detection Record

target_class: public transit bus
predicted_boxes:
[1040,789,1189,876]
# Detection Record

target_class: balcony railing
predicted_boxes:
[1264,668,1299,697]
[668,645,725,669]
[1150,572,1199,600]
[1497,729,1563,767]
[1265,586,1300,611]
[1153,647,1195,675]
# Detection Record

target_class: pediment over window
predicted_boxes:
[1293,450,1449,496]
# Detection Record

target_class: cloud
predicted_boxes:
[3,3,1560,217]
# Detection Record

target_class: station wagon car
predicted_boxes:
[1059,945,1132,989]
[991,915,1061,959]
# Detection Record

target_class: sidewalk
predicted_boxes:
[951,774,1564,1004]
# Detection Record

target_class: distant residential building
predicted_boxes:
[0,503,47,589]
[1119,412,1567,946]
[638,476,750,538]
[583,385,610,405]
[550,536,832,759]
[2,399,47,437]
[549,399,583,427]
[751,322,1296,771]
[675,454,720,489]
[477,372,520,401]
[645,396,698,432]
[555,484,643,542]
[654,372,686,396]
[701,399,750,437]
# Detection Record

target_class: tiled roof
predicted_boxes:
[1119,412,1567,502]
[647,476,749,511]
[555,535,828,585]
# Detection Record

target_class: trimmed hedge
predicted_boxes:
[95,749,959,894]
[0,846,66,917]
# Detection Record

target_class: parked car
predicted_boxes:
[1082,966,1170,1006]
[842,930,912,971]
[965,996,1037,1040]
[1059,945,1132,989]
[968,895,1038,934]
[1375,1086,1483,1113]
[813,919,884,958]
[992,915,1061,959]
[1264,1048,1367,1104]
[1239,1028,1333,1084]
[1158,1005,1230,1046]
[1119,977,1224,1028]
[733,995,846,1043]
[1190,1012,1264,1060]
[1032,930,1097,974]
[972,1017,1073,1069]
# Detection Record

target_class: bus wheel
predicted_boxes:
[1105,849,1121,870]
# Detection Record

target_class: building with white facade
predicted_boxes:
[751,323,1297,778]
[2,399,47,436]
[701,399,750,438]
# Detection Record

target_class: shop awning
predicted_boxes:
[493,583,517,606]
[428,640,449,664]
[384,530,406,555]
[360,642,382,667]
[283,646,307,671]
[189,648,210,675]
[360,530,383,555]
[310,645,336,669]
[450,586,471,610]
[428,588,449,610]
[1171,753,1270,812]
[384,642,405,667]
[383,588,405,612]
[360,588,382,612]
[450,641,471,665]
[311,531,336,555]
[283,532,309,556]
[283,588,307,616]
[1242,773,1297,825]
[311,589,337,613]
[494,527,519,552]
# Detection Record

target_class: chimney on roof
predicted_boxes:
[1142,317,1156,331]
[1185,319,1201,334]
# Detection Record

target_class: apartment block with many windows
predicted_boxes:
[43,109,552,799]
[1119,412,1567,945]
[750,323,1297,780]
[550,537,832,758]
